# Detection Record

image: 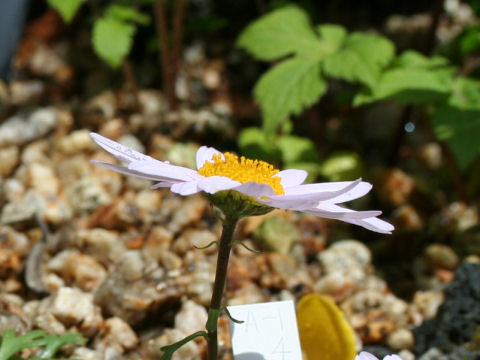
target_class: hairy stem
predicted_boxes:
[207,216,239,360]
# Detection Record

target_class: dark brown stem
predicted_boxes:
[154,0,175,110]
[425,0,443,56]
[207,216,239,360]
[170,0,186,110]
[121,60,138,90]
[121,59,139,108]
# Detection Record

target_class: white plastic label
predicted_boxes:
[227,300,303,360]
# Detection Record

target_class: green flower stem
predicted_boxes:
[207,215,239,360]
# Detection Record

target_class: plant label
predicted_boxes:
[227,300,303,360]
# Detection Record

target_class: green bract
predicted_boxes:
[208,190,274,218]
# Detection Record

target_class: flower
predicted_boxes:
[355,351,403,360]
[89,132,394,233]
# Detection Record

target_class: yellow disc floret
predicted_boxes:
[198,153,284,195]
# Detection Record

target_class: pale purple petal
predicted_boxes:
[129,160,200,182]
[384,356,403,360]
[284,179,362,196]
[90,132,151,164]
[355,352,379,360]
[170,181,201,195]
[275,169,307,188]
[343,216,395,234]
[196,146,223,170]
[150,182,175,189]
[91,160,169,182]
[312,203,382,219]
[323,181,373,204]
[197,176,241,194]
[233,182,276,198]
[262,179,363,210]
[258,197,320,211]
[304,205,382,221]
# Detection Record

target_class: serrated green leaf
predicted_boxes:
[345,33,395,68]
[47,0,84,23]
[392,50,449,69]
[316,24,347,53]
[354,67,453,105]
[254,56,327,132]
[92,17,135,68]
[323,32,394,88]
[237,5,325,61]
[323,48,379,88]
[106,4,150,25]
[433,104,480,169]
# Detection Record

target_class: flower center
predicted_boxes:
[198,153,284,195]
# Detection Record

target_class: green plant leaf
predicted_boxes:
[323,32,395,88]
[433,104,480,169]
[392,50,449,69]
[238,127,281,163]
[277,135,321,182]
[47,0,84,23]
[237,5,325,61]
[354,67,454,105]
[0,329,86,360]
[432,77,480,169]
[254,56,327,132]
[276,135,320,163]
[92,17,136,68]
[0,330,45,360]
[449,77,480,110]
[39,332,86,358]
[316,24,347,53]
[320,152,363,181]
[460,26,480,56]
[106,4,150,25]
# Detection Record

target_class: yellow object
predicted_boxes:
[198,152,284,195]
[297,293,357,360]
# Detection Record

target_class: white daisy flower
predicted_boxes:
[355,351,403,360]
[90,132,394,234]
